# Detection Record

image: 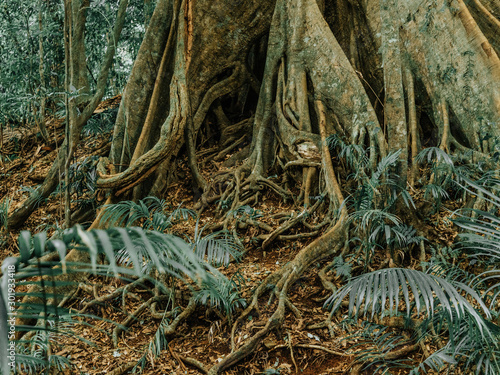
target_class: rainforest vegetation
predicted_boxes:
[0,0,499,374]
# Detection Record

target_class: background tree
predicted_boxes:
[6,0,130,228]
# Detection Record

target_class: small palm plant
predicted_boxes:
[97,197,245,370]
[328,135,416,268]
[1,207,245,375]
[98,196,196,231]
[325,177,500,374]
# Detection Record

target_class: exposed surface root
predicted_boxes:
[163,296,197,336]
[78,277,148,314]
[208,217,346,374]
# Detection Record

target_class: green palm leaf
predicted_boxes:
[325,268,490,329]
[0,224,229,374]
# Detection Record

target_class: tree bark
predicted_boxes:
[380,0,407,183]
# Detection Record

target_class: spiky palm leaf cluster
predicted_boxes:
[326,177,500,374]
[0,205,245,375]
[98,196,195,231]
[328,135,419,267]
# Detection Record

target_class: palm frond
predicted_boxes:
[327,134,369,171]
[325,268,490,330]
[98,198,195,230]
[347,209,401,230]
[453,178,500,308]
[415,147,454,167]
[195,271,246,321]
[370,149,402,184]
[166,204,196,222]
[98,200,149,227]
[424,183,449,201]
[411,312,500,375]
[389,224,424,249]
[1,225,228,374]
[192,229,243,266]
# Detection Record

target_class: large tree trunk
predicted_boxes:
[93,0,498,372]
[364,0,500,152]
[97,0,276,196]
[10,0,498,228]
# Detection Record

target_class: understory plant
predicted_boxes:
[326,177,500,374]
[328,135,419,268]
[0,198,245,374]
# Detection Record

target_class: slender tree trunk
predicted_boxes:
[71,0,90,104]
[37,1,49,142]
[8,0,130,229]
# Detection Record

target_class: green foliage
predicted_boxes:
[453,178,500,309]
[415,148,456,201]
[195,272,247,323]
[347,210,400,268]
[411,313,500,375]
[328,134,413,211]
[332,256,352,279]
[0,0,62,127]
[326,267,498,374]
[19,185,45,208]
[413,147,498,212]
[328,177,500,374]
[0,0,147,129]
[99,196,195,229]
[102,197,243,265]
[190,220,243,266]
[327,134,368,172]
[133,308,173,373]
[1,218,243,374]
[14,330,72,374]
[82,107,118,137]
[325,268,489,324]
[328,135,416,268]
[68,156,99,196]
[84,0,150,97]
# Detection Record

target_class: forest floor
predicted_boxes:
[0,98,459,375]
